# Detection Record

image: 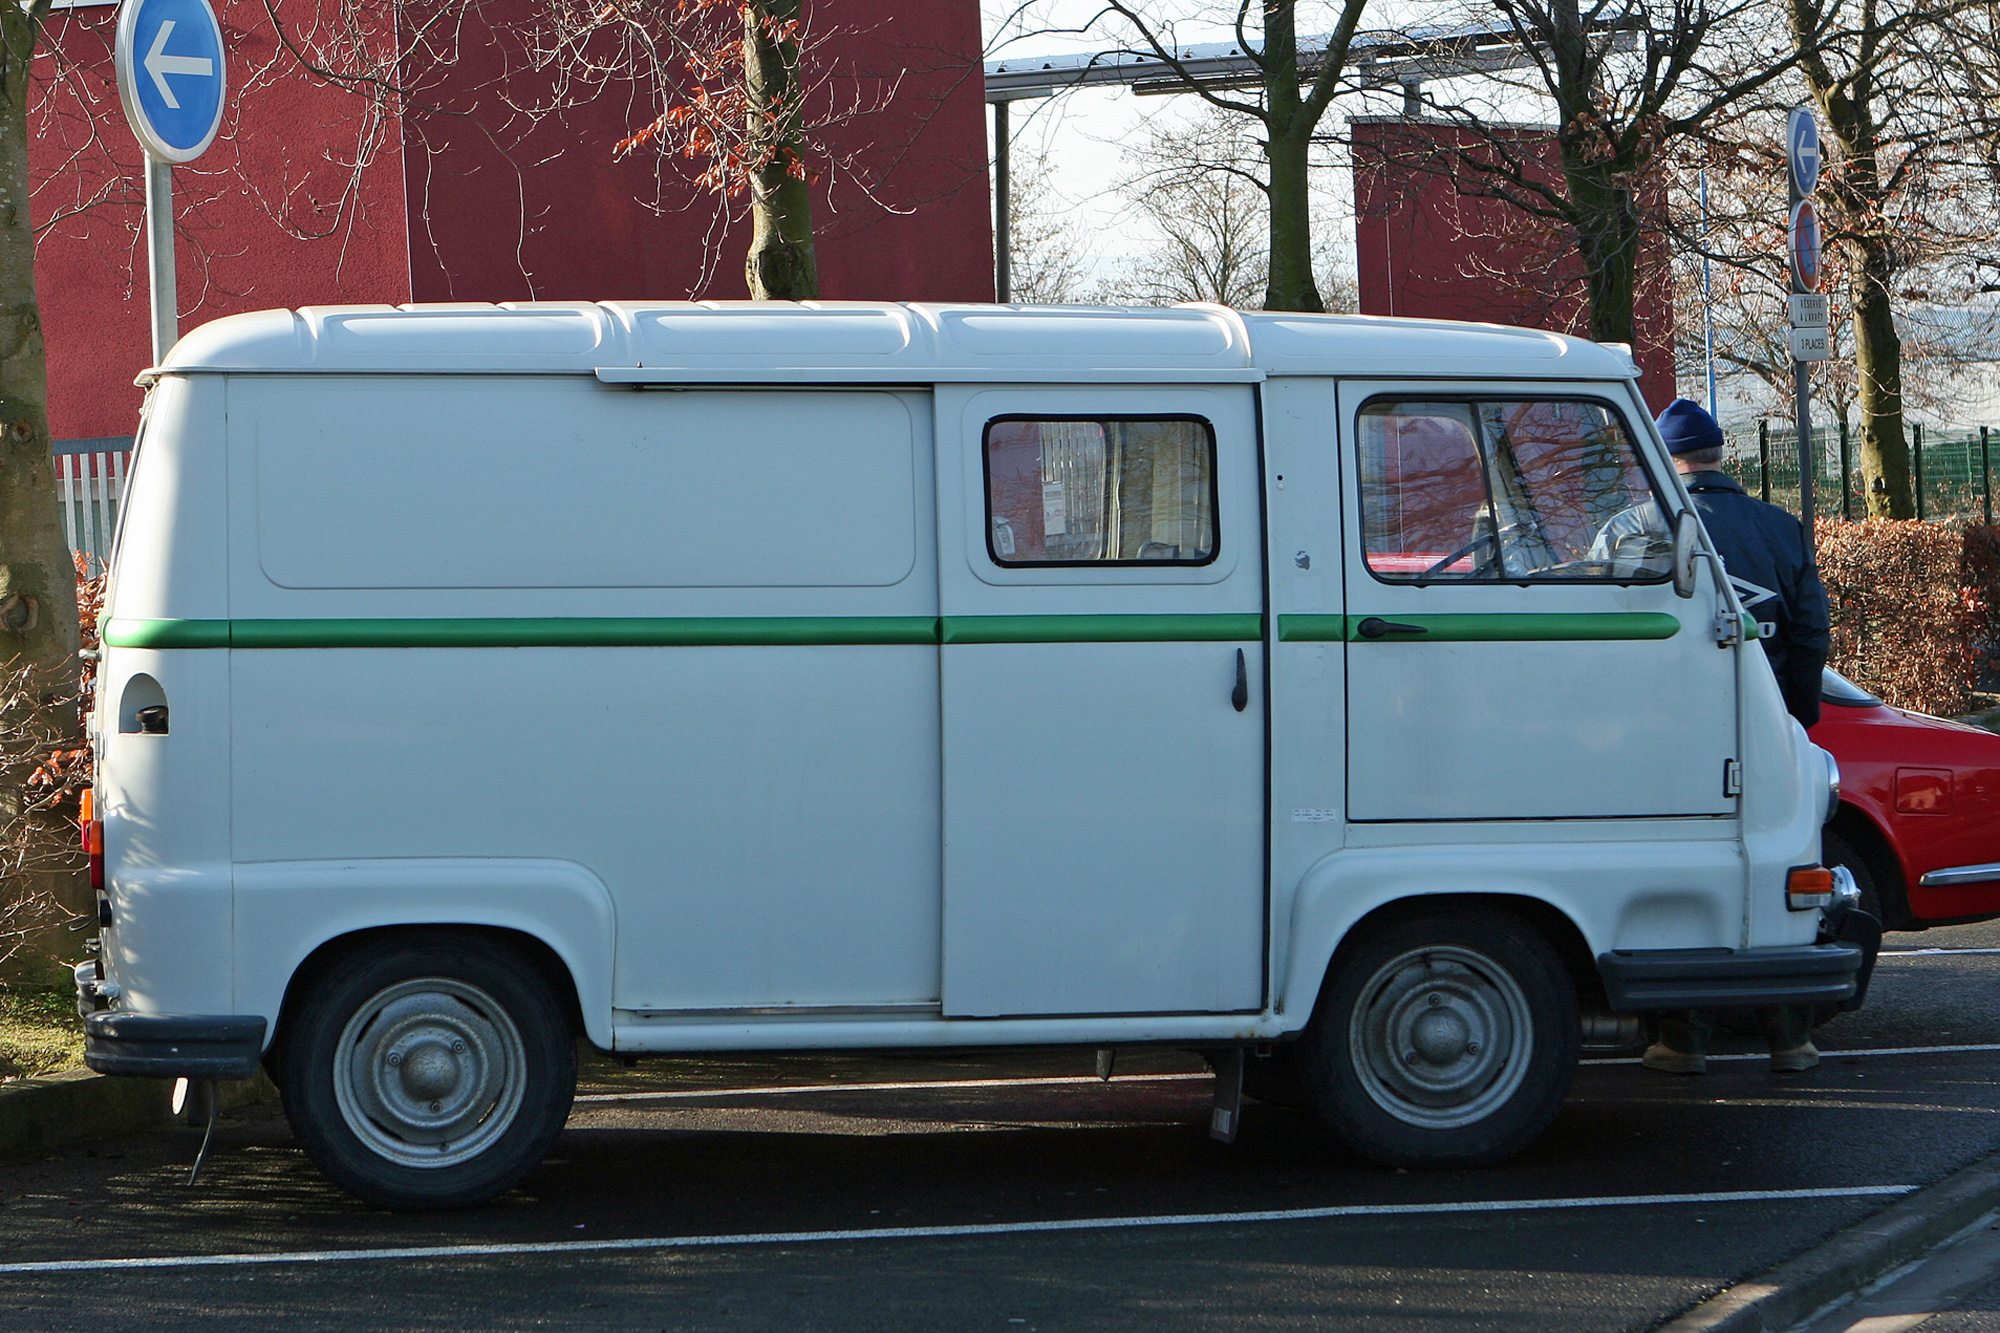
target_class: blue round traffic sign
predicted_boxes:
[115,0,226,163]
[1787,106,1821,198]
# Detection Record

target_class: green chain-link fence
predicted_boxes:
[1721,422,2000,524]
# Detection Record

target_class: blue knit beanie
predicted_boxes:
[1656,399,1726,455]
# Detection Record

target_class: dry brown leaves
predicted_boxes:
[1816,518,1987,716]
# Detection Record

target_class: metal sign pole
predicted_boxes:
[1785,107,1825,553]
[145,156,177,364]
[116,0,224,365]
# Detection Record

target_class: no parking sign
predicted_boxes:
[1789,199,1823,294]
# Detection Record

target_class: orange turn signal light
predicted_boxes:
[1786,865,1834,910]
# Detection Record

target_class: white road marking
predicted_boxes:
[1587,1043,2000,1065]
[0,1186,1915,1276]
[575,1046,2000,1098]
[574,1073,1211,1105]
[1878,948,2000,957]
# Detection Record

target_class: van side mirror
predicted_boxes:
[1671,510,1702,599]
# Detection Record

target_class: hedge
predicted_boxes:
[1815,519,1997,718]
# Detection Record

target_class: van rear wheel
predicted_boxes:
[1298,910,1577,1168]
[281,936,575,1209]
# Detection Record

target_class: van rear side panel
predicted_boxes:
[223,377,942,1018]
[96,375,235,1017]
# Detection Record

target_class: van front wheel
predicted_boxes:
[1299,911,1577,1168]
[282,937,576,1209]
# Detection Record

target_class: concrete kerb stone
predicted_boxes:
[1659,1148,2000,1333]
[0,1067,277,1160]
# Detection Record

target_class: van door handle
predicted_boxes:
[1355,617,1428,640]
[1231,649,1249,712]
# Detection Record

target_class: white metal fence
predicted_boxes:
[57,449,129,575]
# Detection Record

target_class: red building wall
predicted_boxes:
[1351,116,1676,414]
[30,0,992,441]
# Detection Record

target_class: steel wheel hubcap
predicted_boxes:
[1350,945,1533,1129]
[333,978,526,1169]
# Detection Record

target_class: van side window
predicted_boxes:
[1357,398,1674,583]
[984,417,1217,566]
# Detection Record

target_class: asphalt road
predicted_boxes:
[2,922,1999,1332]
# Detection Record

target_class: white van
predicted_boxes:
[76,302,1867,1208]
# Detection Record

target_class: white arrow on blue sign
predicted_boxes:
[115,0,226,164]
[1786,106,1821,198]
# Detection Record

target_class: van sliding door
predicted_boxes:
[935,386,1267,1018]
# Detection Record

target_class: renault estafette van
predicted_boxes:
[75,302,1870,1208]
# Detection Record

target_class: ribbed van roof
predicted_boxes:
[153,301,1637,384]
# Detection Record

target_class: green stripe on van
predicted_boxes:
[1278,612,1681,643]
[941,614,1263,644]
[102,614,1266,650]
[102,619,233,649]
[104,617,941,649]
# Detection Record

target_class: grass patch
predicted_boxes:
[0,986,84,1081]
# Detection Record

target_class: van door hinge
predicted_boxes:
[1713,609,1746,646]
[1724,759,1743,798]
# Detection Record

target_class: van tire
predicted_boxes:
[1298,910,1578,1168]
[281,936,576,1209]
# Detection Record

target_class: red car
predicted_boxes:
[1814,668,2000,930]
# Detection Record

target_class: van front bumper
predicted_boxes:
[82,1012,268,1081]
[1597,941,1866,1012]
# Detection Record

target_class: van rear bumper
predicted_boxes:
[82,1012,268,1080]
[1596,942,1866,1012]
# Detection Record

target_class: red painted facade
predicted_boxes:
[1350,116,1676,414]
[31,0,993,440]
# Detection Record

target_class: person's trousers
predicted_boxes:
[1656,1007,1814,1054]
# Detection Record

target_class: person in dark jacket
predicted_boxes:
[1663,398,1832,729]
[1643,399,1832,1075]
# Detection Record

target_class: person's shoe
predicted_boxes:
[1771,1041,1820,1072]
[1642,1043,1707,1074]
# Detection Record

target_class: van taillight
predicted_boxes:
[1786,865,1834,910]
[83,808,103,892]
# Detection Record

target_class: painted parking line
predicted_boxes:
[574,1073,1212,1105]
[0,1186,1916,1276]
[1587,1042,2000,1065]
[581,1047,2000,1100]
[1878,948,2000,957]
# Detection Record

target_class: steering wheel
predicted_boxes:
[1421,530,1497,578]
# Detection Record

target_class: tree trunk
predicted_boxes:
[0,0,85,940]
[1262,126,1321,312]
[1792,0,1912,517]
[1258,1,1322,313]
[1849,255,1912,517]
[1566,166,1641,346]
[742,0,817,301]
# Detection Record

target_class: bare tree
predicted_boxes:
[0,0,85,935]
[1088,0,1373,312]
[1106,109,1270,305]
[1004,145,1096,302]
[1774,0,1999,514]
[1401,0,1830,351]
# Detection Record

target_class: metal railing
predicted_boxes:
[56,448,128,575]
[1723,421,1998,524]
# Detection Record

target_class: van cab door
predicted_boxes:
[935,385,1266,1017]
[1333,383,1736,821]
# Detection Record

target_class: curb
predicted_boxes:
[1659,1148,2000,1332]
[0,1067,277,1159]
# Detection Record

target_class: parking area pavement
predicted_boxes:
[0,922,1995,1332]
